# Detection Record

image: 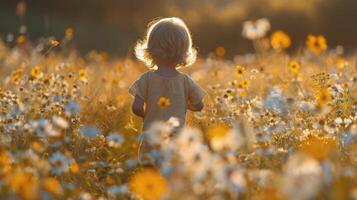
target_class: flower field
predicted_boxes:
[0,21,357,200]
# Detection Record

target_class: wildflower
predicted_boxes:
[336,57,348,69]
[177,142,212,181]
[340,125,357,148]
[229,169,247,193]
[32,141,43,152]
[116,95,125,104]
[114,63,122,73]
[167,116,180,128]
[10,68,23,84]
[65,27,73,38]
[240,80,250,88]
[30,65,41,79]
[42,177,63,195]
[106,132,125,148]
[215,46,226,57]
[100,51,109,61]
[145,122,173,146]
[263,87,288,114]
[242,18,271,40]
[306,34,328,54]
[315,88,331,107]
[281,154,323,200]
[69,162,79,174]
[129,168,168,200]
[6,33,14,42]
[311,72,331,88]
[50,151,74,175]
[50,39,59,47]
[19,25,27,34]
[240,90,247,97]
[299,136,337,161]
[65,100,81,115]
[52,115,69,129]
[206,124,242,152]
[0,151,12,173]
[235,65,245,78]
[78,69,88,80]
[288,60,300,72]
[32,118,60,137]
[16,35,26,45]
[206,124,230,141]
[108,184,129,197]
[157,97,171,109]
[270,30,291,50]
[81,126,100,138]
[176,127,203,147]
[10,170,39,200]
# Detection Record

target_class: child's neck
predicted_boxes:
[155,66,179,78]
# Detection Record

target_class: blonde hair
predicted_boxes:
[134,17,197,68]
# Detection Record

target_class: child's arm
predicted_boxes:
[188,101,204,111]
[186,75,206,112]
[131,95,145,118]
[129,73,148,118]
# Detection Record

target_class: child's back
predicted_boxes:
[129,70,205,131]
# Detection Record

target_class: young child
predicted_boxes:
[129,17,206,132]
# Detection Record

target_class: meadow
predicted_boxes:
[0,20,357,200]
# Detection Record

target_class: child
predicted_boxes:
[129,17,206,132]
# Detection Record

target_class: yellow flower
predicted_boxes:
[65,27,73,38]
[106,176,116,185]
[215,46,226,57]
[240,90,247,97]
[10,68,23,84]
[240,80,250,88]
[157,97,171,109]
[336,57,348,69]
[111,78,119,86]
[116,95,126,105]
[288,61,300,72]
[254,141,269,149]
[270,30,291,50]
[315,88,331,107]
[16,35,26,45]
[206,124,230,141]
[30,66,41,79]
[299,136,337,161]
[100,51,109,61]
[32,141,43,152]
[50,39,59,47]
[306,34,328,54]
[78,69,88,80]
[42,177,63,195]
[129,168,168,200]
[114,63,122,73]
[0,151,12,173]
[10,171,39,200]
[235,65,245,78]
[69,162,79,174]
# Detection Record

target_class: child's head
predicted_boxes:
[135,17,196,68]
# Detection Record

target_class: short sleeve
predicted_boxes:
[186,75,206,105]
[128,73,148,100]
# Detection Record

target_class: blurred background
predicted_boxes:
[0,0,356,57]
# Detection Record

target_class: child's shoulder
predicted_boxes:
[140,70,191,80]
[179,72,196,83]
[137,70,155,80]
